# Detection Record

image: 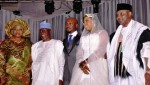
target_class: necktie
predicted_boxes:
[68,35,73,45]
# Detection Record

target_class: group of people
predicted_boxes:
[0,3,150,85]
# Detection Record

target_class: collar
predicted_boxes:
[121,19,133,36]
[126,19,133,29]
[69,31,78,37]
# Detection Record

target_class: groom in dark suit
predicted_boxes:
[63,18,80,85]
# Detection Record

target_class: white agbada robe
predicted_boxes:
[107,20,150,85]
[31,39,65,85]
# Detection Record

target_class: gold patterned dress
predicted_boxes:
[0,38,32,85]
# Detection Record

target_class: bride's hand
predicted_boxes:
[79,60,90,74]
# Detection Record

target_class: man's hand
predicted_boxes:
[145,72,150,85]
[59,80,63,85]
[79,60,90,74]
[145,58,150,85]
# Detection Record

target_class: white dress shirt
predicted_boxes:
[68,31,78,40]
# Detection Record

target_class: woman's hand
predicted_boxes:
[79,60,90,74]
[0,75,6,85]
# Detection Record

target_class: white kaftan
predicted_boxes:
[31,39,65,85]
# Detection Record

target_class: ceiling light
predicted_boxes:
[91,0,101,13]
[45,0,55,14]
[73,0,82,14]
[13,10,21,16]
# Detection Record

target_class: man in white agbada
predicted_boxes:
[70,14,109,85]
[107,3,150,85]
[31,21,65,85]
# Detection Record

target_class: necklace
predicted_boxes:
[10,37,25,44]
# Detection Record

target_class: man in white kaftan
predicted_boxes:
[107,3,150,85]
[31,21,65,85]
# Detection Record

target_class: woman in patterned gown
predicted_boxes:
[0,18,32,85]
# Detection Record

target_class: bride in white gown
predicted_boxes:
[70,14,110,85]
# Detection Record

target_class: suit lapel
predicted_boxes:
[69,34,80,53]
[63,38,69,54]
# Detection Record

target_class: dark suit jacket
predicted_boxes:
[63,33,80,85]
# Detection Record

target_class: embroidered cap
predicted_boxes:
[117,3,132,12]
[40,21,52,29]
